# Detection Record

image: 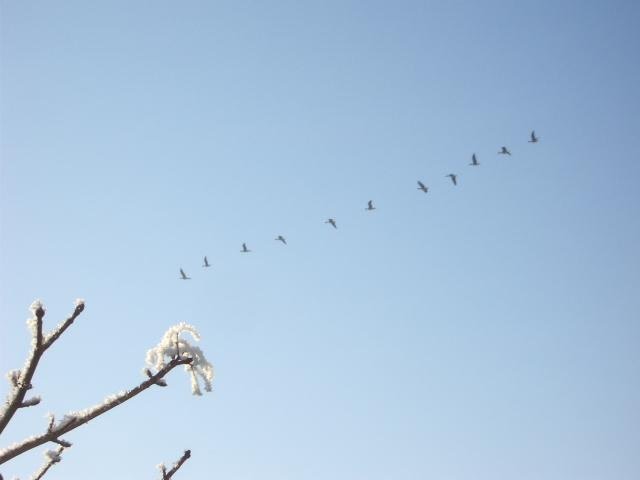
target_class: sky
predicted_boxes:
[1,1,640,479]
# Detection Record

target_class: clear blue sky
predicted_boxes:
[2,1,640,479]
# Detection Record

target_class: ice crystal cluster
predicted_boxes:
[146,323,214,395]
[44,449,61,463]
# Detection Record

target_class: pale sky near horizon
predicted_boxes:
[1,1,640,479]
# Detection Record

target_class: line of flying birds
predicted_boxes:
[179,130,540,279]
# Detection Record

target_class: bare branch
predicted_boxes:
[0,301,85,436]
[30,446,64,480]
[0,356,193,465]
[160,450,191,480]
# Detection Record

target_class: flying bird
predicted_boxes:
[470,153,480,166]
[529,130,539,143]
[179,268,190,280]
[366,200,376,211]
[446,174,458,186]
[325,218,337,229]
[202,256,211,268]
[241,243,251,253]
[275,235,287,245]
[498,146,512,155]
[417,181,429,193]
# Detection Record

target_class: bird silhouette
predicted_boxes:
[179,268,190,280]
[529,130,539,143]
[366,200,376,211]
[417,181,429,193]
[470,153,480,166]
[202,256,210,268]
[446,174,458,186]
[325,218,337,229]
[241,243,251,253]
[498,146,512,155]
[275,235,287,245]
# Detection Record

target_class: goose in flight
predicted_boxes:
[529,130,539,143]
[470,153,480,166]
[202,256,211,268]
[241,243,251,253]
[366,200,376,211]
[179,268,190,280]
[417,181,429,193]
[275,235,287,245]
[325,218,337,229]
[498,146,512,156]
[446,174,458,186]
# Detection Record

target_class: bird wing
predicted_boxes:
[180,268,187,278]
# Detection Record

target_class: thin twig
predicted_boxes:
[161,450,191,480]
[30,446,64,480]
[0,303,85,436]
[0,356,192,465]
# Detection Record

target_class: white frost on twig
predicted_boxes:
[26,300,44,338]
[52,390,127,431]
[55,414,76,430]
[29,300,44,316]
[6,370,21,387]
[21,396,41,407]
[41,299,84,345]
[44,449,61,463]
[146,323,214,395]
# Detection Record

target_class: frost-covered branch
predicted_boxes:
[146,323,214,396]
[0,355,193,465]
[0,300,85,436]
[158,450,191,480]
[30,446,64,480]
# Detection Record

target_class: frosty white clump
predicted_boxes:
[44,449,61,463]
[146,323,214,396]
[74,298,85,307]
[29,300,44,316]
[6,369,20,387]
[55,414,76,430]
[21,396,41,407]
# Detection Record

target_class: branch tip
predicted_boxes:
[52,438,72,448]
[20,396,41,408]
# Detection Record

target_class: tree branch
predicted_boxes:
[30,446,64,480]
[0,356,192,465]
[160,449,191,480]
[0,302,85,436]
